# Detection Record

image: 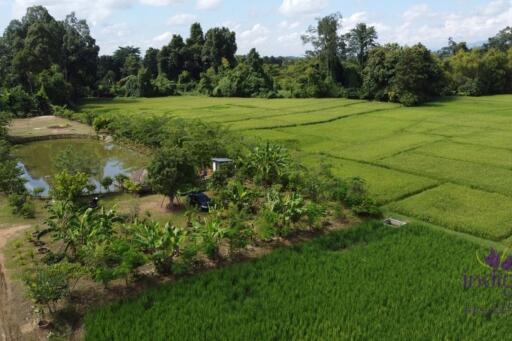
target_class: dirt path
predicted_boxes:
[0,225,31,341]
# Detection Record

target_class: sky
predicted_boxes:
[0,0,511,56]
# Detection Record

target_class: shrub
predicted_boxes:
[3,86,35,117]
[151,75,177,96]
[22,263,80,317]
[92,116,112,132]
[8,193,35,218]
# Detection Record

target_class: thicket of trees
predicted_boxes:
[2,6,512,114]
[0,6,99,115]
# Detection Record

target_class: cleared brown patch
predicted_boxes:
[0,224,44,341]
[8,116,95,143]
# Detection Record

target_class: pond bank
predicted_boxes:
[8,133,97,144]
[7,116,95,143]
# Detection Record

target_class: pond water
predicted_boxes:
[12,139,149,197]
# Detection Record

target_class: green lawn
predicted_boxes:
[80,95,512,242]
[85,222,512,340]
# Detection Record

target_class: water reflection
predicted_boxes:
[13,139,149,197]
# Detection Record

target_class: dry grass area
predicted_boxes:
[8,115,95,141]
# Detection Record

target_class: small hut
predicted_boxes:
[211,158,233,173]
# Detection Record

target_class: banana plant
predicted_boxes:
[130,220,186,275]
[192,218,229,261]
[44,203,119,260]
[240,142,291,186]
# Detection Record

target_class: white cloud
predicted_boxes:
[152,31,173,43]
[167,13,197,26]
[196,0,221,10]
[280,20,300,29]
[277,31,300,43]
[221,20,241,31]
[140,0,183,6]
[13,0,136,25]
[342,12,368,31]
[402,4,431,21]
[101,22,130,37]
[238,24,270,51]
[383,0,512,48]
[279,0,328,16]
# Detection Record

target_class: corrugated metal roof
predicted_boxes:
[211,158,233,162]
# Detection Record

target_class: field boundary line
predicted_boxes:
[371,137,448,162]
[379,182,445,205]
[383,210,510,249]
[222,102,366,124]
[244,107,398,131]
[412,150,512,171]
[446,139,512,153]
[316,152,443,183]
[317,152,512,200]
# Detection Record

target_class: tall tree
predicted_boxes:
[158,35,185,80]
[302,12,345,82]
[185,23,205,79]
[61,12,99,98]
[11,7,62,92]
[113,46,141,79]
[346,23,378,67]
[438,37,468,58]
[486,27,512,52]
[201,27,237,70]
[187,23,205,46]
[143,47,159,79]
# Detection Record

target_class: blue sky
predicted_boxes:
[0,0,510,56]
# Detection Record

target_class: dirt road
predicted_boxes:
[0,225,30,341]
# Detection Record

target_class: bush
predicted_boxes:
[8,193,35,218]
[22,263,79,317]
[2,86,35,117]
[92,116,112,132]
[151,75,177,96]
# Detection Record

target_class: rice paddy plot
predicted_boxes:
[84,223,512,340]
[387,184,512,240]
[378,152,512,197]
[302,154,438,204]
[414,141,512,169]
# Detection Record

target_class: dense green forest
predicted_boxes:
[1,6,512,116]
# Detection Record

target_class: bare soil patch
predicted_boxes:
[8,116,95,142]
[0,225,41,341]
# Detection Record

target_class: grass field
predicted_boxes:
[79,95,512,244]
[85,222,512,340]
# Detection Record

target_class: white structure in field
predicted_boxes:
[384,218,408,227]
[211,158,233,172]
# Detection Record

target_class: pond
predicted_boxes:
[12,139,150,197]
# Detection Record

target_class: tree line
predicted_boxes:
[1,6,512,116]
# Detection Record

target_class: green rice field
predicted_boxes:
[80,95,512,245]
[85,222,512,340]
